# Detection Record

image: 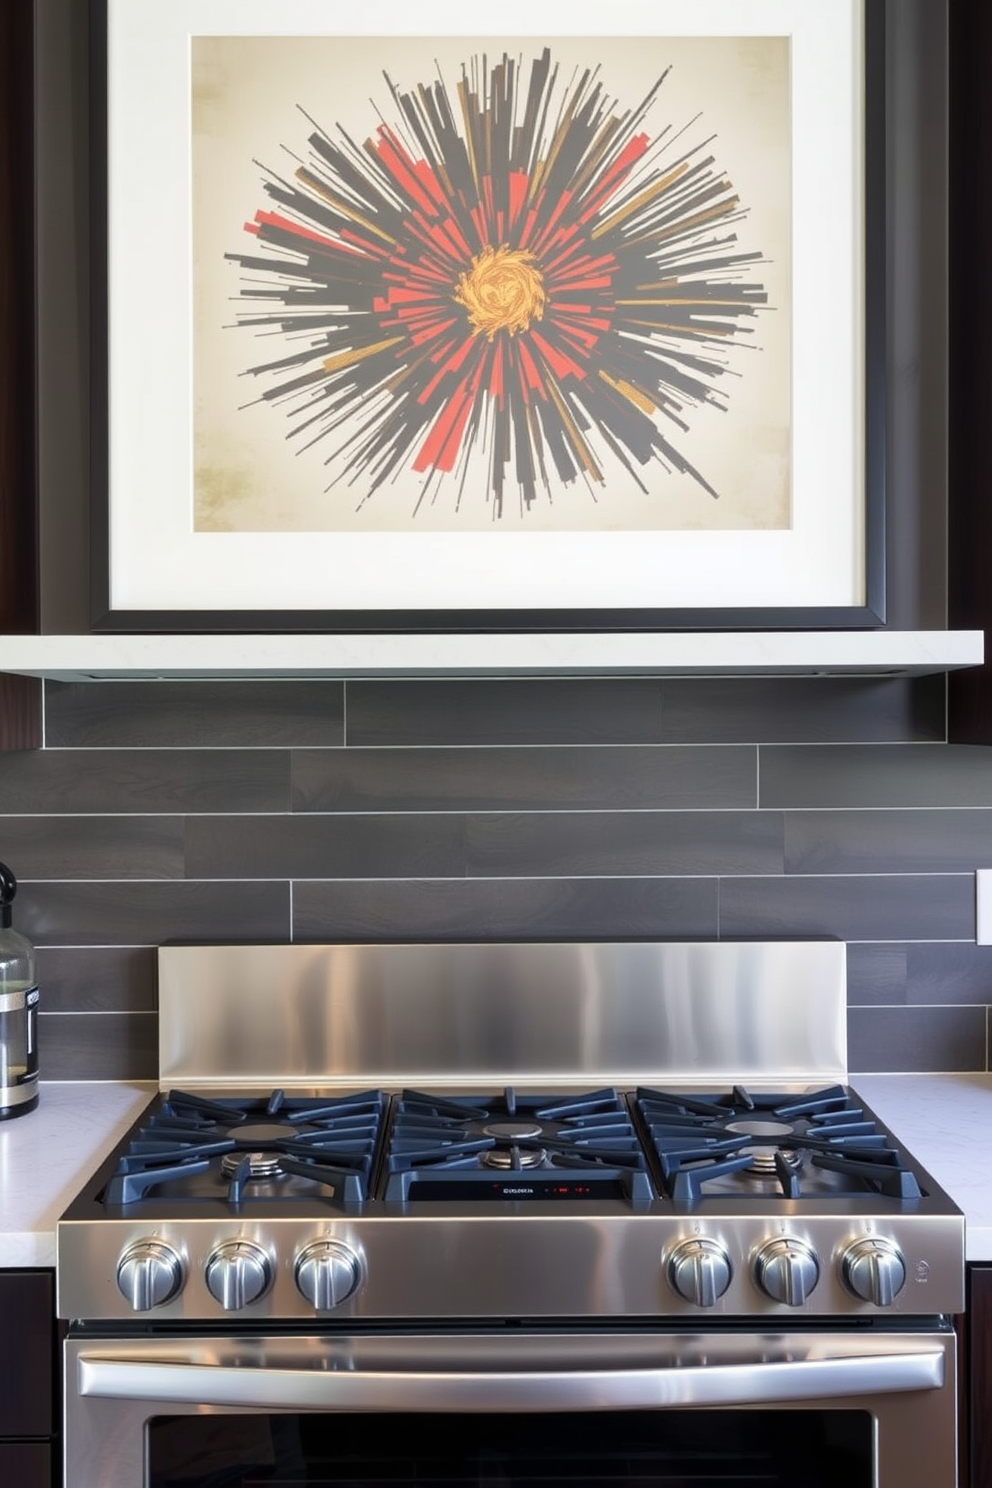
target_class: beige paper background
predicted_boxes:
[191,35,791,534]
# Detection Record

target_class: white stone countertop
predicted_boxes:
[854,1073,992,1262]
[0,1080,155,1267]
[2,1075,992,1268]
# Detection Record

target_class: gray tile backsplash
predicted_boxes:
[717,873,976,945]
[0,747,291,813]
[4,673,991,1080]
[291,876,722,946]
[44,679,346,748]
[783,808,992,874]
[291,744,758,813]
[36,946,157,1013]
[17,880,290,953]
[846,1005,988,1073]
[760,742,992,807]
[345,676,948,746]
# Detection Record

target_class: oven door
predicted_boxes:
[65,1325,958,1488]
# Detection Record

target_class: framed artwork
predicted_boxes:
[90,0,882,632]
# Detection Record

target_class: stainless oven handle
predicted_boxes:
[77,1348,945,1411]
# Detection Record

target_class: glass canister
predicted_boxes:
[0,860,39,1118]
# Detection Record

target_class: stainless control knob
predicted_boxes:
[666,1237,733,1307]
[117,1239,184,1312]
[841,1236,907,1307]
[205,1239,272,1311]
[754,1236,819,1306]
[295,1239,362,1310]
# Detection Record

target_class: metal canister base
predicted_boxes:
[0,1083,39,1119]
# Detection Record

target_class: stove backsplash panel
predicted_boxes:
[0,671,988,1079]
[157,940,848,1090]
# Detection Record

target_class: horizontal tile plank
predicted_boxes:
[718,874,975,942]
[292,877,719,942]
[39,1012,158,1081]
[15,881,290,946]
[45,679,344,747]
[762,744,992,808]
[0,816,184,879]
[0,750,291,813]
[37,946,158,1013]
[784,808,992,873]
[292,745,756,813]
[848,1005,987,1073]
[346,679,668,745]
[847,940,992,1007]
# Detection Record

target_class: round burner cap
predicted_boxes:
[228,1121,300,1144]
[725,1119,795,1139]
[480,1145,547,1170]
[742,1145,799,1177]
[221,1150,284,1180]
[482,1120,543,1140]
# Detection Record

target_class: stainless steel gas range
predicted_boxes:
[58,940,965,1488]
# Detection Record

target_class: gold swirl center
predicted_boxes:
[454,245,546,340]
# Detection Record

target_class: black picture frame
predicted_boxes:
[85,1,887,636]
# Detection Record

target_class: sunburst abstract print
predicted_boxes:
[193,36,791,532]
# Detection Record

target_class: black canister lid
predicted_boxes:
[0,861,16,928]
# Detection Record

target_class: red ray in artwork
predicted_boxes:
[412,380,474,472]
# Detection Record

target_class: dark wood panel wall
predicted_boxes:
[0,0,42,747]
[3,3,983,666]
[6,1,973,659]
[948,0,992,739]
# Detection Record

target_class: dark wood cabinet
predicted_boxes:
[968,1265,992,1487]
[0,1270,58,1488]
[0,1443,51,1487]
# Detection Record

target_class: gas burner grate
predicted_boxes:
[101,1087,387,1205]
[634,1084,924,1205]
[383,1086,654,1201]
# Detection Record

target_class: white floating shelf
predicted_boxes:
[0,631,982,681]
